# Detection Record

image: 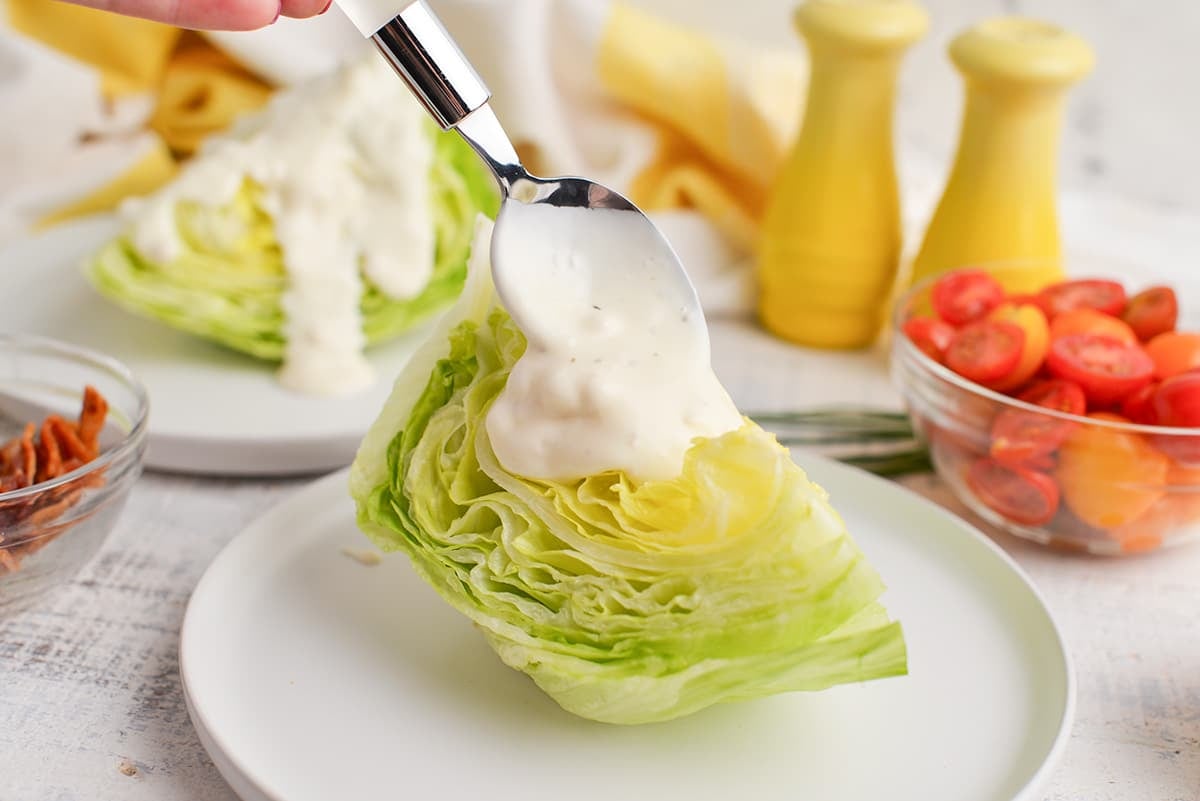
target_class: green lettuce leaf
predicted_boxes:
[349,220,906,725]
[85,129,498,360]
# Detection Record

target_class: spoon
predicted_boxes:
[342,0,705,342]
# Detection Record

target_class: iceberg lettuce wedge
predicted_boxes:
[86,128,498,361]
[350,219,905,725]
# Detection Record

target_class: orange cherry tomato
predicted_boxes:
[1046,334,1154,406]
[1056,412,1169,529]
[1122,286,1178,342]
[1036,279,1127,318]
[1145,332,1200,379]
[966,458,1059,526]
[945,320,1025,387]
[1108,466,1200,553]
[987,302,1050,391]
[931,269,1005,326]
[1048,308,1137,345]
[1164,462,1200,522]
[902,317,956,363]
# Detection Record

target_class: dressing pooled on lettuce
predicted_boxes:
[87,56,497,396]
[350,217,905,724]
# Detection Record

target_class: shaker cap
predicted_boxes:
[950,17,1095,86]
[795,0,929,53]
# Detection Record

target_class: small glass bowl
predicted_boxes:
[0,335,148,614]
[891,268,1200,555]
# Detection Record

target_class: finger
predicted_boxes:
[63,0,281,31]
[280,0,330,19]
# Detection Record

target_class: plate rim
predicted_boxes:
[179,458,1076,801]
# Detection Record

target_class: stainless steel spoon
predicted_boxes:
[362,0,704,339]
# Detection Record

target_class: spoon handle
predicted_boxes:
[370,0,490,130]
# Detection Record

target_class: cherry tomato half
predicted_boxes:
[1150,371,1200,465]
[1122,286,1178,342]
[931,269,1005,326]
[990,410,1074,467]
[967,458,1060,526]
[1145,332,1200,379]
[1056,412,1168,529]
[902,317,956,363]
[1046,334,1155,406]
[1017,378,1088,415]
[1036,279,1127,319]
[1049,308,1137,345]
[945,319,1026,387]
[987,302,1049,391]
[1120,381,1160,425]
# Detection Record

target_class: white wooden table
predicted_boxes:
[2,316,1198,801]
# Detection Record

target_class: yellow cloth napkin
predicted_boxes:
[600,3,803,250]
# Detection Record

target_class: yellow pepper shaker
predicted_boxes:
[910,18,1095,292]
[758,0,928,349]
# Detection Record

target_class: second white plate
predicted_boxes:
[1,216,434,475]
[180,455,1074,801]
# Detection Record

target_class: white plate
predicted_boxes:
[0,216,434,476]
[180,456,1074,801]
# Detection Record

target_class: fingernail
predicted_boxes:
[272,0,282,22]
[319,0,332,12]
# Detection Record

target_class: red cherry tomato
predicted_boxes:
[1017,379,1088,415]
[1120,382,1160,425]
[990,410,1074,467]
[1049,308,1138,345]
[1045,334,1155,406]
[945,320,1026,387]
[989,379,1086,467]
[1152,372,1200,427]
[1150,372,1200,464]
[1122,286,1178,342]
[966,458,1060,526]
[1036,279,1127,319]
[1145,332,1200,379]
[902,317,956,363]
[931,269,1005,326]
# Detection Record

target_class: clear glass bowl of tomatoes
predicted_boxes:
[892,266,1200,555]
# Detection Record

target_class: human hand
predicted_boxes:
[61,0,332,31]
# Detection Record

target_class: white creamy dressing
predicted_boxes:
[121,57,435,396]
[485,203,742,482]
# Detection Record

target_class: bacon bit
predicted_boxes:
[35,419,64,483]
[18,423,36,487]
[47,416,93,464]
[0,387,111,574]
[0,437,17,476]
[78,386,108,453]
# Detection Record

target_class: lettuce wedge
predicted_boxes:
[350,218,905,724]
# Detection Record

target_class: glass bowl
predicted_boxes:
[0,335,148,614]
[891,268,1200,555]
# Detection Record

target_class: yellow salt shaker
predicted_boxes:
[910,18,1095,292]
[758,0,928,349]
